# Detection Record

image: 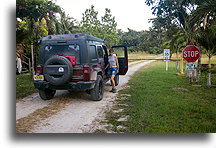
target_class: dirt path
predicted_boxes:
[16,59,156,133]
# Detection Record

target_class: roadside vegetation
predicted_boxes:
[102,61,216,133]
[128,51,162,61]
[16,0,215,87]
[15,52,215,99]
[16,74,37,99]
[17,0,216,57]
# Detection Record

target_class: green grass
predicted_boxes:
[129,52,216,64]
[16,74,37,99]
[105,61,216,133]
[128,51,162,62]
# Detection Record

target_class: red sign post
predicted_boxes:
[182,45,200,62]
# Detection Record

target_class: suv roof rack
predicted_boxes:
[42,34,104,42]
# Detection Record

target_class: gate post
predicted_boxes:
[31,42,35,76]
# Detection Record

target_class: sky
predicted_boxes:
[56,0,155,31]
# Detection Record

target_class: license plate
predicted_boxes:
[34,75,44,81]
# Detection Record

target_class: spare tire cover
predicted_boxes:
[44,55,73,85]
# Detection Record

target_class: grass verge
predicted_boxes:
[105,61,216,133]
[129,52,216,64]
[16,74,37,99]
[128,52,162,62]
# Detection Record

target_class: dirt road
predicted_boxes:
[16,60,156,133]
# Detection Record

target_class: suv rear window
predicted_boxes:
[89,45,98,63]
[44,44,80,64]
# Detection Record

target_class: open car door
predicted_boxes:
[111,45,128,75]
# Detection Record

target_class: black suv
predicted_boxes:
[34,34,128,101]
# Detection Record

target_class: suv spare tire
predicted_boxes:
[44,55,73,85]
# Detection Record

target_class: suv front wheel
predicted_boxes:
[39,89,56,100]
[90,75,104,101]
[114,75,119,86]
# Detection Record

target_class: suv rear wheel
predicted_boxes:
[90,75,104,101]
[39,89,56,100]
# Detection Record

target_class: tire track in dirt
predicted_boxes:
[16,91,68,120]
[16,96,72,133]
[16,90,90,133]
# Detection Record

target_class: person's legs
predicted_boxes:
[110,75,116,89]
[108,67,117,93]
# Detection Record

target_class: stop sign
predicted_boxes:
[182,45,200,62]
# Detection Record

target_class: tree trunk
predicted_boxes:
[196,47,202,82]
[206,56,211,87]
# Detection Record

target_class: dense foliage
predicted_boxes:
[145,0,216,54]
[145,0,216,86]
[16,0,216,58]
[79,5,119,47]
[16,1,119,55]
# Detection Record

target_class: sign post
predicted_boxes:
[31,42,35,77]
[180,56,185,74]
[164,49,170,71]
[182,45,200,83]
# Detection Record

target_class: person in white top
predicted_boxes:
[16,53,22,74]
[105,48,119,93]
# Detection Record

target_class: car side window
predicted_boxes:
[97,46,104,58]
[89,45,98,63]
[102,45,108,65]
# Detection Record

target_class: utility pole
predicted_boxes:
[31,42,35,76]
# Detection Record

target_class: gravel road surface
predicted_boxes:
[16,59,156,133]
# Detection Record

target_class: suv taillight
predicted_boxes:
[83,65,91,81]
[36,65,43,75]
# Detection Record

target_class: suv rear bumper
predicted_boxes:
[34,80,96,91]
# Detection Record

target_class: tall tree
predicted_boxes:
[190,0,216,86]
[16,0,62,71]
[160,24,186,57]
[101,8,119,47]
[57,11,79,34]
[197,27,216,86]
[80,5,102,37]
[119,28,143,47]
[145,0,201,44]
[189,0,216,31]
[146,0,216,86]
[80,5,119,47]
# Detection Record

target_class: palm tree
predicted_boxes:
[196,25,216,86]
[189,0,216,30]
[189,0,216,86]
[59,12,79,34]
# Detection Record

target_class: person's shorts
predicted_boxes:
[107,67,118,76]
